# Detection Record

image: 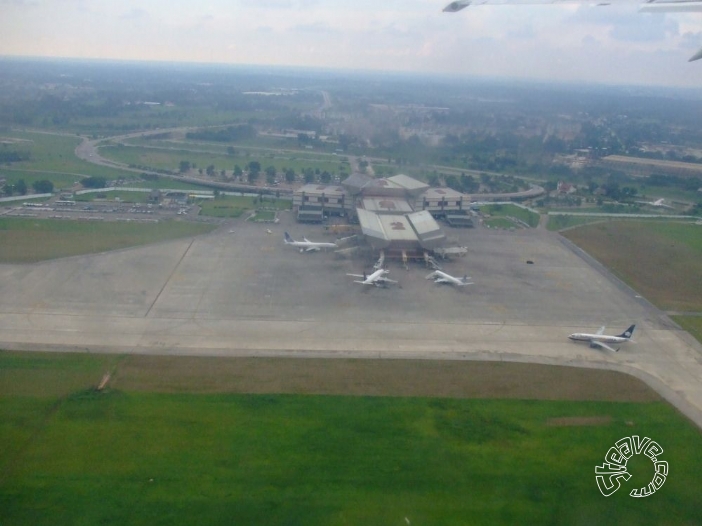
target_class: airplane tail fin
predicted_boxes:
[618,324,636,339]
[284,232,293,243]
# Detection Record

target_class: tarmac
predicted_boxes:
[1,211,701,428]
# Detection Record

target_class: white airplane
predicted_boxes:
[425,270,473,287]
[568,324,636,352]
[635,198,674,209]
[347,268,398,287]
[443,0,702,62]
[284,232,338,252]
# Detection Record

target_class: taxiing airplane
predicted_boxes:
[568,324,636,352]
[284,232,338,252]
[347,268,398,287]
[425,270,473,287]
[635,198,674,209]
[443,0,702,62]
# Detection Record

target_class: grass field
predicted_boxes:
[74,190,151,204]
[484,217,516,229]
[123,178,216,191]
[199,196,291,218]
[100,143,347,178]
[0,218,215,263]
[482,204,540,228]
[546,214,608,231]
[66,108,280,136]
[1,352,700,526]
[248,210,276,221]
[5,131,135,180]
[1,169,81,191]
[671,316,702,343]
[563,221,702,312]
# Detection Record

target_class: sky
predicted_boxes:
[2,0,702,87]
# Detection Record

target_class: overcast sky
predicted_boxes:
[2,0,702,87]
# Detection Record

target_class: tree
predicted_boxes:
[445,175,461,192]
[234,165,243,178]
[206,164,215,177]
[247,161,261,177]
[285,169,296,183]
[303,168,315,184]
[179,161,191,173]
[320,171,332,184]
[82,176,107,189]
[3,184,13,196]
[460,174,479,193]
[15,179,27,195]
[32,180,54,193]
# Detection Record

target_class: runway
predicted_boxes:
[1,213,701,427]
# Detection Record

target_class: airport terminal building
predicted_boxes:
[293,173,476,257]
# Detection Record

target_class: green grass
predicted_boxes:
[482,204,540,228]
[66,109,283,136]
[484,217,516,229]
[1,351,700,526]
[74,191,151,204]
[546,214,605,231]
[562,221,702,311]
[0,169,81,191]
[248,210,276,221]
[100,143,347,177]
[0,218,215,263]
[123,178,216,191]
[4,131,135,180]
[671,316,702,344]
[198,196,290,218]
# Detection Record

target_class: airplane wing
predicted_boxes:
[443,0,702,61]
[378,277,398,284]
[434,278,451,283]
[346,274,365,278]
[590,340,620,352]
[596,326,606,335]
[425,271,439,280]
[446,0,702,8]
[305,246,321,252]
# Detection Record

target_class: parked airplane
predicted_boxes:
[425,270,473,287]
[568,324,636,352]
[635,198,674,209]
[284,232,338,252]
[347,268,398,287]
[443,0,702,62]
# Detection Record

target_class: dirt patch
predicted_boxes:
[112,356,661,402]
[546,416,613,426]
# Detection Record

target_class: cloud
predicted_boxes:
[120,8,149,21]
[609,13,679,43]
[291,22,340,35]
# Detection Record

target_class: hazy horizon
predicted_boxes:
[2,0,702,88]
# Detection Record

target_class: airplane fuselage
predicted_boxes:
[568,333,629,344]
[427,270,472,286]
[286,241,337,250]
[361,269,389,285]
[283,232,337,251]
